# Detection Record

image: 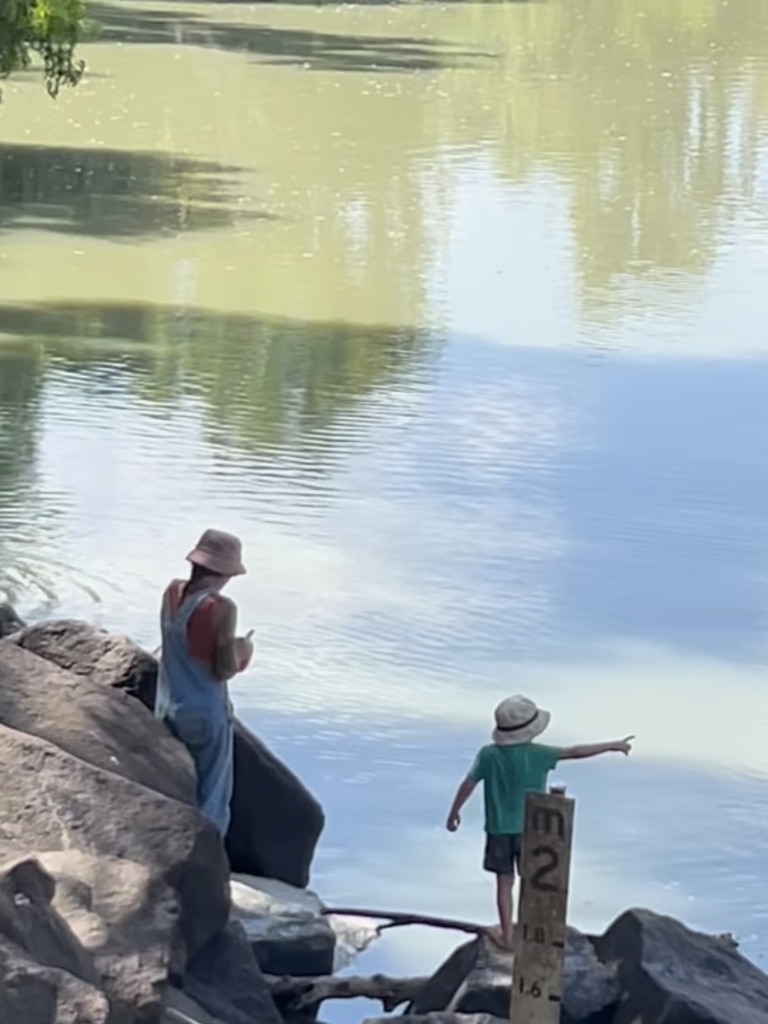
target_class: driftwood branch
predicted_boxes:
[323,907,487,936]
[267,973,427,1012]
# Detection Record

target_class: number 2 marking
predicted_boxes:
[530,844,559,892]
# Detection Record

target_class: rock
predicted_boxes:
[408,939,479,1014]
[0,855,97,986]
[445,939,508,1018]
[0,854,109,1024]
[593,907,768,1024]
[10,620,326,889]
[0,601,25,639]
[410,932,618,1024]
[183,921,283,1024]
[0,722,229,962]
[0,641,195,805]
[227,719,325,888]
[0,936,110,1024]
[231,875,335,976]
[39,850,178,1024]
[562,930,619,1024]
[8,619,158,709]
[163,986,227,1023]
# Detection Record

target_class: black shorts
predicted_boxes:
[483,833,523,876]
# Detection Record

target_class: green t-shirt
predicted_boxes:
[469,742,561,835]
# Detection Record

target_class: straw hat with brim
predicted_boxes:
[187,528,246,577]
[492,695,551,746]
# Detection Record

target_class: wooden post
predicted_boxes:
[510,786,575,1024]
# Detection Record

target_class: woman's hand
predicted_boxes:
[234,635,254,672]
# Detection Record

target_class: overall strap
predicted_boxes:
[164,585,217,637]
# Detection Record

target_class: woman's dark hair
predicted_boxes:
[189,563,226,584]
[183,562,227,599]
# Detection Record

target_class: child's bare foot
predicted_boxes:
[486,925,514,950]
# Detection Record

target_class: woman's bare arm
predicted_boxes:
[212,598,239,682]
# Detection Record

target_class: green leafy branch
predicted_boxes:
[0,0,87,98]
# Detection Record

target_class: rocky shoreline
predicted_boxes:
[1,604,767,1024]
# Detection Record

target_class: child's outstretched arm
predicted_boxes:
[446,777,477,832]
[559,735,634,761]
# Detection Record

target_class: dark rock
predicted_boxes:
[10,620,326,889]
[452,939,509,1018]
[0,855,97,986]
[594,907,768,1024]
[231,876,335,977]
[562,930,619,1024]
[40,850,178,1024]
[408,939,479,1014]
[0,936,110,1024]
[0,601,25,639]
[163,986,226,1023]
[8,619,159,709]
[251,918,335,977]
[410,932,618,1024]
[227,718,325,889]
[184,921,283,1024]
[407,938,512,1017]
[0,854,109,1023]
[0,721,229,963]
[0,640,195,805]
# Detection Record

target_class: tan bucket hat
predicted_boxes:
[187,528,246,577]
[492,695,551,746]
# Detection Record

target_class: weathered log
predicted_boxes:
[267,973,428,1012]
[322,907,487,936]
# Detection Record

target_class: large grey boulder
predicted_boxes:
[0,641,195,805]
[0,937,110,1024]
[10,619,326,888]
[0,855,97,986]
[0,854,109,1024]
[40,850,178,1024]
[409,931,618,1024]
[8,618,157,707]
[594,908,768,1024]
[0,721,229,962]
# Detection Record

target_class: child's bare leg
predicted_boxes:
[493,873,514,949]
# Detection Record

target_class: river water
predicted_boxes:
[1,0,768,996]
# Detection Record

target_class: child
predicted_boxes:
[446,694,633,949]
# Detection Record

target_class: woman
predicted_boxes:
[156,528,253,837]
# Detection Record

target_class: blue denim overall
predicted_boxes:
[155,586,234,836]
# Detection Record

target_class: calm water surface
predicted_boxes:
[2,0,768,999]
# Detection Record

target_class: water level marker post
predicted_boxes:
[509,786,575,1024]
